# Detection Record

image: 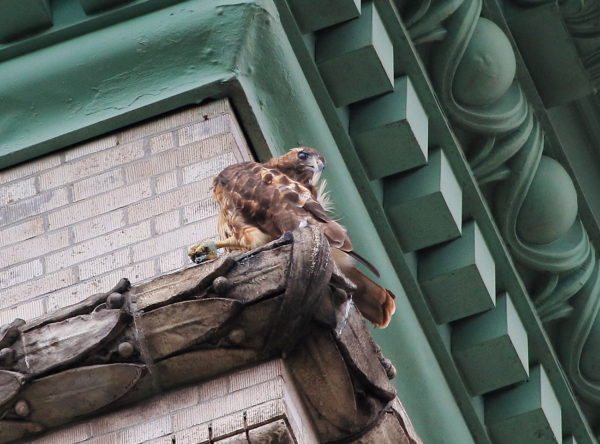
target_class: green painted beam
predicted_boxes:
[384,148,462,252]
[0,0,247,169]
[316,1,393,106]
[453,293,528,395]
[0,0,190,63]
[505,2,593,108]
[79,0,134,14]
[350,75,428,180]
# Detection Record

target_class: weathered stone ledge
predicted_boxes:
[0,227,419,443]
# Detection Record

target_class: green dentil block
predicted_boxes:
[0,0,52,43]
[316,1,393,106]
[418,220,496,324]
[288,0,361,33]
[384,148,461,252]
[350,76,428,180]
[486,365,562,444]
[452,293,528,395]
[79,0,133,14]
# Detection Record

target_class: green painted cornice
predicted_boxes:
[4,0,598,441]
[0,1,477,442]
[503,0,600,106]
[577,94,600,159]
[404,0,600,440]
[278,0,595,441]
[0,0,190,62]
[0,0,252,169]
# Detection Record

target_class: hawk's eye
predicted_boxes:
[297,151,308,161]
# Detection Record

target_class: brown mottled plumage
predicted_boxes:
[189,147,395,328]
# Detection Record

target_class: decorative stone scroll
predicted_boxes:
[0,227,417,444]
[403,0,600,421]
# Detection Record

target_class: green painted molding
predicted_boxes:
[273,2,488,442]
[510,0,600,96]
[0,1,476,443]
[505,2,594,107]
[403,0,600,440]
[0,0,246,169]
[0,0,190,63]
[4,0,598,441]
[274,0,596,441]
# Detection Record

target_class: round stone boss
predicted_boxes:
[517,156,578,245]
[453,18,516,107]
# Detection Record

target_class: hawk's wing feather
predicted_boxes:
[212,156,394,328]
[216,162,374,270]
[303,199,330,222]
[302,199,353,251]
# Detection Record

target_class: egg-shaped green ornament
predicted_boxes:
[517,156,578,245]
[453,18,516,107]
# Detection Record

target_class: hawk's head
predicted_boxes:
[266,147,326,186]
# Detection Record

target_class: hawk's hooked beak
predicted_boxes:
[310,157,325,172]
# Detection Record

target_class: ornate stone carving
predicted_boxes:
[0,227,415,444]
[403,0,600,415]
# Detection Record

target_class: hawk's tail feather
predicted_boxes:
[345,266,396,328]
[347,250,381,278]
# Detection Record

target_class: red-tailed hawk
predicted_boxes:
[188,147,395,327]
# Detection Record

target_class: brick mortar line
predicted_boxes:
[55,172,212,227]
[0,109,229,188]
[0,156,62,187]
[78,410,290,444]
[0,225,217,310]
[0,215,48,249]
[0,141,232,235]
[46,174,213,231]
[0,258,140,312]
[121,142,239,186]
[0,294,49,318]
[29,128,232,195]
[38,151,145,194]
[71,168,127,204]
[0,188,72,229]
[122,112,232,145]
[75,246,133,278]
[2,222,147,274]
[0,209,218,298]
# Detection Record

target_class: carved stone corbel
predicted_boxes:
[0,227,415,444]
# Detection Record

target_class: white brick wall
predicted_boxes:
[22,360,319,444]
[0,100,323,444]
[0,99,252,325]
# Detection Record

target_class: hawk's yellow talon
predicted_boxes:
[188,241,218,263]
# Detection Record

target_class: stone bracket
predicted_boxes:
[0,227,407,444]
